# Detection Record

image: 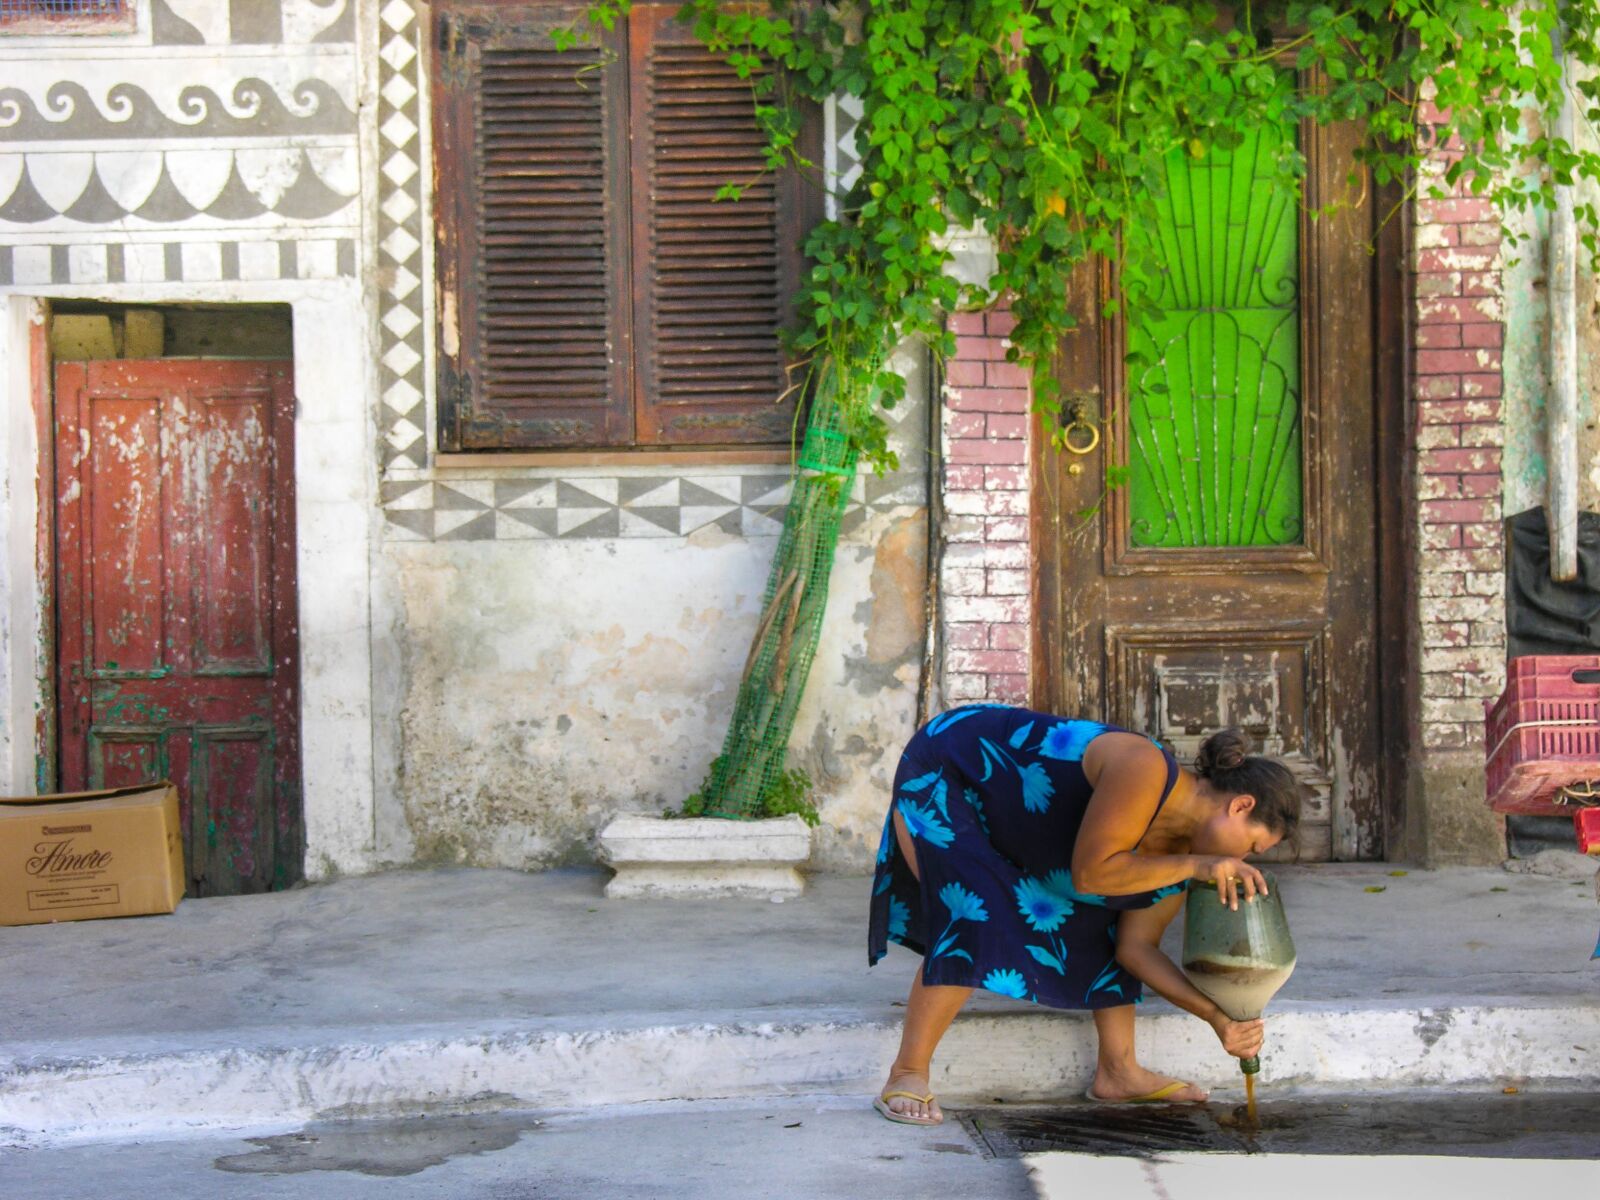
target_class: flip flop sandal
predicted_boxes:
[1083,1081,1200,1105]
[874,1089,943,1126]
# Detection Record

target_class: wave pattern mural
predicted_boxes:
[0,7,360,280]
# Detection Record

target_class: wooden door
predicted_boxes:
[1037,118,1398,861]
[54,359,301,895]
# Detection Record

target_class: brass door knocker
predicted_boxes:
[1061,398,1100,473]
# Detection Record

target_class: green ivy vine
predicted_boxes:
[569,0,1600,474]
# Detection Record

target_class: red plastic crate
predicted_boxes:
[1578,808,1600,855]
[1485,656,1600,814]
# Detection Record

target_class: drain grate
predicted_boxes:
[963,1106,1235,1158]
[959,1094,1600,1161]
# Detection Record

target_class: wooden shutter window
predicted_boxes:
[435,4,632,449]
[629,6,801,445]
[434,1,818,452]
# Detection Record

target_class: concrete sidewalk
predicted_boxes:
[1,864,1596,1145]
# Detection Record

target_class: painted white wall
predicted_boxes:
[0,298,45,797]
[291,284,382,878]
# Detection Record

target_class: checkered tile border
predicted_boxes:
[376,0,428,472]
[381,469,924,541]
[824,94,863,221]
[0,238,356,286]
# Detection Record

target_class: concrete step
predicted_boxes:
[4,997,1598,1145]
[2,865,1597,1146]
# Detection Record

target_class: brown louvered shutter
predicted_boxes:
[433,3,633,449]
[627,5,811,446]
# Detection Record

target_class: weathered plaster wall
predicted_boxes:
[1501,168,1600,517]
[0,298,43,796]
[1503,206,1554,516]
[795,491,931,870]
[360,0,927,874]
[373,347,932,875]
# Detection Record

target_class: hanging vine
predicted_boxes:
[572,0,1600,469]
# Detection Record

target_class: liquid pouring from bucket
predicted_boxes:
[1181,874,1296,1079]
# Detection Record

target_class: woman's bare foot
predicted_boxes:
[1088,1062,1207,1103]
[878,1066,943,1123]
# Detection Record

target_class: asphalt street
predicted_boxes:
[2,1092,1596,1200]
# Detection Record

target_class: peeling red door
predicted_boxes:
[54,359,300,896]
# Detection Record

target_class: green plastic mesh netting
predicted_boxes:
[699,376,860,818]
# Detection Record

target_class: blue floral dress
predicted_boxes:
[868,704,1185,1009]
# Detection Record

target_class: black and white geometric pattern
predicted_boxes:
[379,467,925,542]
[375,0,428,472]
[0,2,360,278]
[0,145,358,225]
[149,0,354,45]
[383,474,794,542]
[824,94,863,221]
[0,237,354,285]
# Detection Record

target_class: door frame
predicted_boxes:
[30,302,57,794]
[1030,158,1411,858]
[5,288,378,880]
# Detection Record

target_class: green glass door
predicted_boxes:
[1126,123,1303,548]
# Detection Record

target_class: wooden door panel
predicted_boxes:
[1105,624,1335,861]
[55,359,300,895]
[1111,628,1318,751]
[84,393,168,676]
[192,390,275,675]
[191,724,274,895]
[89,727,168,789]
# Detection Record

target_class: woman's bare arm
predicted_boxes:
[1113,897,1222,1021]
[1116,898,1265,1061]
[1070,736,1201,895]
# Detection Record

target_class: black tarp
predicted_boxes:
[1504,507,1600,853]
[1507,507,1600,656]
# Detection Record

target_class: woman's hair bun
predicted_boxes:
[1196,727,1253,778]
[1193,727,1301,841]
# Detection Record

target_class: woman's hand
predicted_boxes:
[1209,1012,1265,1060]
[1193,856,1268,910]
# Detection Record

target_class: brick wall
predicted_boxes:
[1412,103,1508,754]
[940,305,1031,705]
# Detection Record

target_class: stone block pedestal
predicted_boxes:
[597,814,813,900]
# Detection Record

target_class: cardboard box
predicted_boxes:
[0,783,185,926]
